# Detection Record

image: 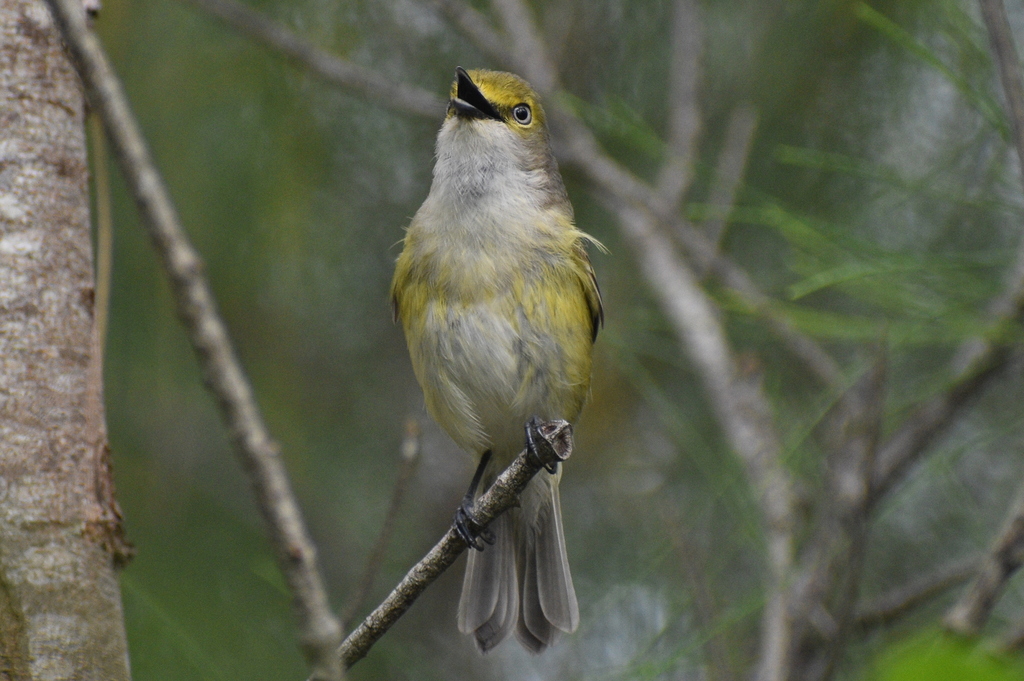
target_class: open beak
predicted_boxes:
[450,67,502,121]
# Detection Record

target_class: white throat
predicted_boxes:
[423,119,548,234]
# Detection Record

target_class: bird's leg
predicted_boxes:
[525,416,559,474]
[453,449,496,551]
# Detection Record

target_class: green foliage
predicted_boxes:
[868,631,1024,681]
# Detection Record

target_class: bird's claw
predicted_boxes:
[454,498,495,551]
[525,416,559,474]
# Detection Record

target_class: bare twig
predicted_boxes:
[180,0,444,119]
[336,420,574,669]
[870,352,1006,503]
[945,478,1024,636]
[854,556,978,629]
[341,419,421,629]
[871,0,1024,503]
[980,0,1024,182]
[84,110,134,565]
[44,1,344,678]
[656,0,703,208]
[700,103,758,264]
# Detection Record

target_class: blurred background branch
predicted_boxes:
[340,418,420,630]
[656,0,703,208]
[45,0,344,678]
[855,556,980,630]
[789,351,885,680]
[698,104,759,273]
[945,477,1024,635]
[980,0,1024,186]
[182,0,444,117]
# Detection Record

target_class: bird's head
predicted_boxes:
[436,67,566,210]
[446,67,548,139]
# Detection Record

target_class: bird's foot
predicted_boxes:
[453,495,495,551]
[525,416,560,474]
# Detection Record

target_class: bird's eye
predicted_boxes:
[512,104,532,125]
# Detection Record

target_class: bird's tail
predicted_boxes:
[516,470,579,652]
[457,471,578,653]
[458,511,518,651]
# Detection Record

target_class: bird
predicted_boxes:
[390,67,602,653]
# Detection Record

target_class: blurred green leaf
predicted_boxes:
[250,557,289,598]
[869,631,1024,681]
[122,574,230,681]
[788,261,888,300]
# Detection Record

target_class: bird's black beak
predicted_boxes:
[451,67,502,121]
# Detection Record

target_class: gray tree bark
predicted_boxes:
[0,0,132,678]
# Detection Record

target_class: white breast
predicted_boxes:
[408,118,562,459]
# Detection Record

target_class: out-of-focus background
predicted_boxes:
[92,0,1024,679]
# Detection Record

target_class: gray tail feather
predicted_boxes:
[516,473,579,653]
[458,474,578,654]
[458,511,518,652]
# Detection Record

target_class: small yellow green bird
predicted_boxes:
[391,67,602,653]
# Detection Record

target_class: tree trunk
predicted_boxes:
[0,0,132,678]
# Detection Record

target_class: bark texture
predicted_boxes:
[0,1,132,678]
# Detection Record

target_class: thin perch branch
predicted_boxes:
[44,1,343,678]
[336,420,574,669]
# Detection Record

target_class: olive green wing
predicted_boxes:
[572,240,603,342]
[390,239,414,324]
